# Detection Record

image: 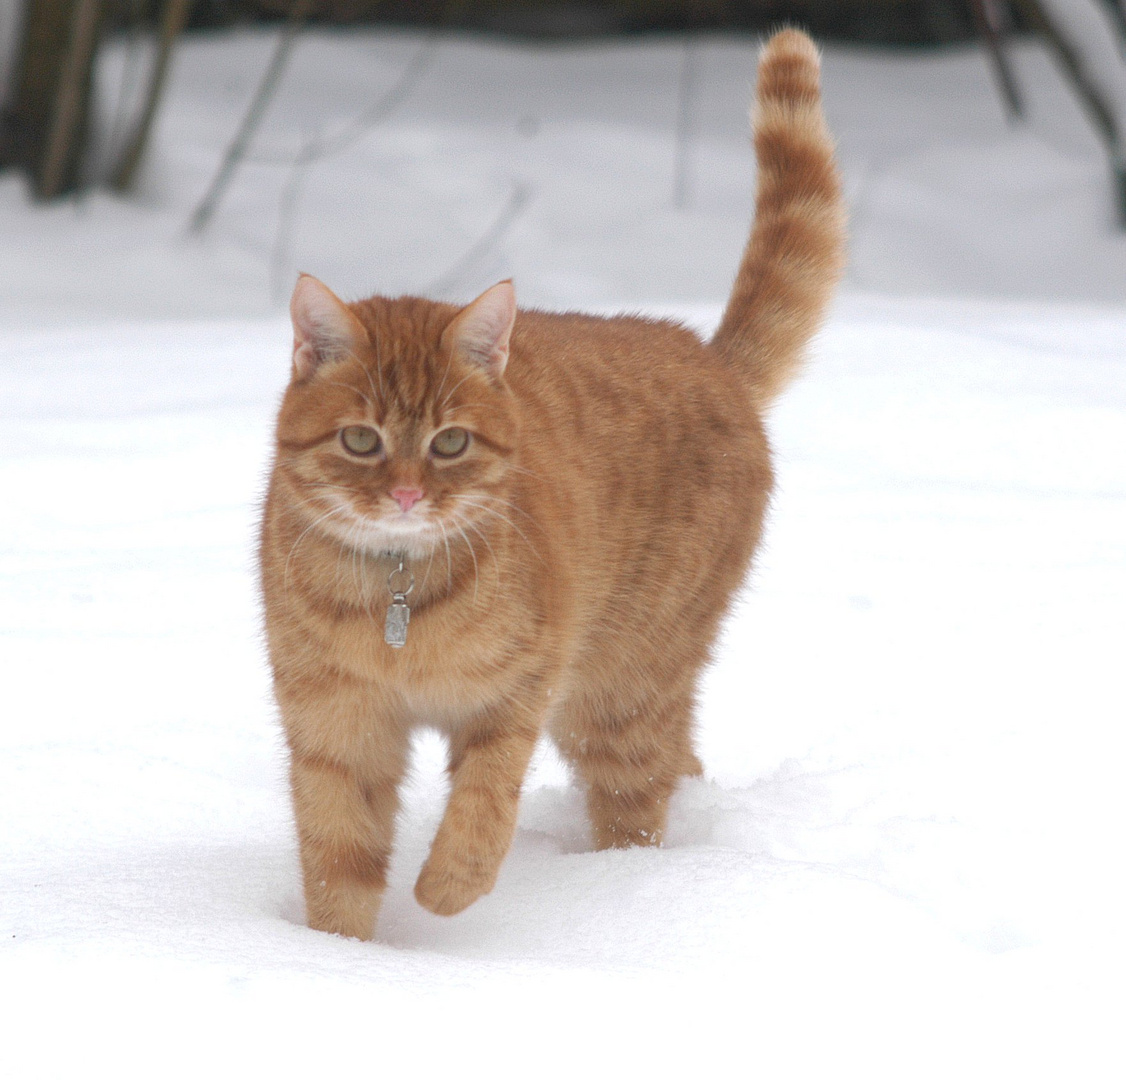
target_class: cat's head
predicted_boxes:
[273,274,520,561]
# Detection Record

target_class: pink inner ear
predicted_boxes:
[290,274,367,380]
[443,280,517,375]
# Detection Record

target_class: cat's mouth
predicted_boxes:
[316,494,448,558]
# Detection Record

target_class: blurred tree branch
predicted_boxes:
[111,0,194,191]
[188,0,314,233]
[1095,0,1126,55]
[0,0,108,199]
[970,0,1024,120]
[1009,0,1126,224]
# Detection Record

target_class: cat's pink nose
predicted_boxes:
[390,487,424,513]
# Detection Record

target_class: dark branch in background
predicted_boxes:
[111,0,194,192]
[1011,0,1126,225]
[970,0,1024,121]
[259,22,442,170]
[267,27,443,297]
[269,136,318,301]
[1095,0,1126,57]
[188,0,314,234]
[970,0,1126,225]
[427,180,532,298]
[39,0,105,199]
[104,0,149,173]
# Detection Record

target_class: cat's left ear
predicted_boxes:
[289,274,370,382]
[441,280,517,378]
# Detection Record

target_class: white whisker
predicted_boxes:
[503,462,544,483]
[323,379,374,410]
[372,338,386,399]
[420,535,437,594]
[439,371,478,411]
[334,516,356,592]
[346,351,382,408]
[440,521,453,593]
[357,533,376,625]
[349,523,363,606]
[449,495,544,563]
[433,332,458,406]
[452,511,498,568]
[450,518,480,604]
[449,510,501,609]
[284,503,351,589]
[452,491,542,529]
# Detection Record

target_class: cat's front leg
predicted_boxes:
[286,706,410,941]
[414,708,540,916]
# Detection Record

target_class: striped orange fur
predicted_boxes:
[259,29,845,941]
[712,28,846,405]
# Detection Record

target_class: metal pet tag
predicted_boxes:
[384,596,410,648]
[384,559,414,649]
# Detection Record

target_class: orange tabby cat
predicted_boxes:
[260,29,844,940]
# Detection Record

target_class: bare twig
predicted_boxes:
[188,0,313,234]
[970,0,1025,121]
[111,0,194,192]
[269,137,317,301]
[275,29,441,166]
[1095,0,1126,57]
[427,180,532,298]
[104,0,148,174]
[266,30,443,297]
[1013,0,1126,225]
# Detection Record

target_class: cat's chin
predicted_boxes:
[321,512,443,561]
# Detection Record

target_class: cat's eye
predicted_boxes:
[340,425,381,456]
[431,427,470,458]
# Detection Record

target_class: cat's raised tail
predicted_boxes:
[710,29,846,407]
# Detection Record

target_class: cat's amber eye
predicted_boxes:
[340,425,381,456]
[431,427,470,458]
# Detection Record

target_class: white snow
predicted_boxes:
[1,27,1124,1077]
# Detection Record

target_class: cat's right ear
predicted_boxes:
[441,280,517,378]
[289,274,369,382]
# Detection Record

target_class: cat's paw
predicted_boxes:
[414,858,494,916]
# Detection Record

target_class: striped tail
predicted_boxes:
[711,29,846,407]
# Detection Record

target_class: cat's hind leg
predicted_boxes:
[553,685,700,849]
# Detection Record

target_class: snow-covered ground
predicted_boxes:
[2,28,1124,1077]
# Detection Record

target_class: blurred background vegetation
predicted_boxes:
[181,0,985,44]
[2,0,1124,219]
